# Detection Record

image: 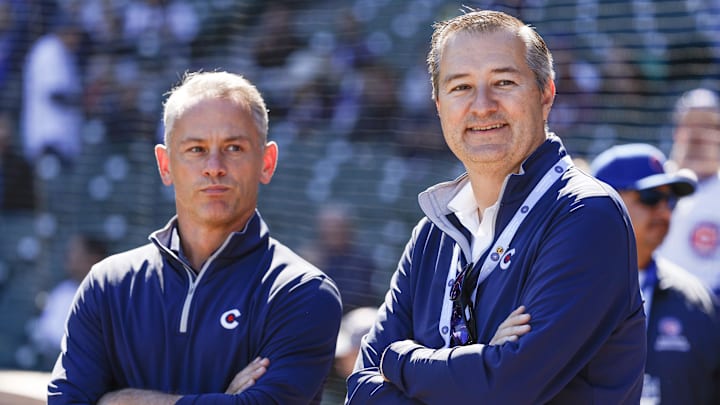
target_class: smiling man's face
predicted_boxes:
[435,29,554,174]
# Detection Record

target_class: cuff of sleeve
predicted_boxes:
[379,340,424,390]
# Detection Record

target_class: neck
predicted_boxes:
[467,170,508,213]
[637,251,652,271]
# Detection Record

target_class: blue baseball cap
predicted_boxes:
[590,143,696,196]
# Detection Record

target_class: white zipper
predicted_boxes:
[177,235,234,333]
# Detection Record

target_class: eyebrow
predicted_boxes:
[441,66,523,86]
[178,134,252,145]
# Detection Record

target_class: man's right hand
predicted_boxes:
[225,357,270,394]
[489,305,531,345]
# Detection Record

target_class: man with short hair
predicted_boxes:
[346,8,645,404]
[48,71,343,404]
[592,143,720,404]
[658,88,720,294]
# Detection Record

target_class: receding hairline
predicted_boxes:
[162,71,269,145]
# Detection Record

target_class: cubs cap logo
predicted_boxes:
[220,309,241,330]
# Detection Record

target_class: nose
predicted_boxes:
[654,199,674,219]
[470,85,498,115]
[204,151,226,177]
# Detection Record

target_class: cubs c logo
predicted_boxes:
[690,222,719,258]
[499,249,515,270]
[220,309,241,330]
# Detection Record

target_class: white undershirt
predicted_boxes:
[447,182,499,263]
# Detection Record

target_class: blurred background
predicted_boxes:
[0,0,717,400]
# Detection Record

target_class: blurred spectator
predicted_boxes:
[592,143,720,404]
[331,61,401,143]
[301,204,380,313]
[350,62,401,143]
[598,42,648,102]
[546,36,600,140]
[395,56,447,158]
[251,3,305,69]
[28,233,108,368]
[334,306,377,379]
[0,112,35,212]
[122,0,199,73]
[20,14,84,167]
[330,8,373,71]
[0,0,30,112]
[322,306,377,405]
[658,88,720,294]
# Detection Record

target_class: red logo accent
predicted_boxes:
[649,156,663,173]
[658,317,682,336]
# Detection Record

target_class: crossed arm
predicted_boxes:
[346,205,644,404]
[98,357,271,405]
[97,306,531,405]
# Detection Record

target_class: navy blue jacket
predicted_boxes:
[642,258,720,404]
[346,136,646,404]
[48,212,342,404]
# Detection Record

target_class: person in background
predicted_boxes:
[48,71,343,404]
[0,112,35,212]
[335,306,377,379]
[592,143,720,404]
[30,233,108,366]
[20,14,84,167]
[657,88,720,295]
[322,306,378,405]
[302,204,379,313]
[347,9,645,404]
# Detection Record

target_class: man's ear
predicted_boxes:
[155,144,173,186]
[260,141,278,185]
[541,79,556,121]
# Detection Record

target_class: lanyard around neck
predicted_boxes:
[439,154,573,346]
[473,155,573,291]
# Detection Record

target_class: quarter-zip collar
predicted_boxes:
[148,210,270,333]
[149,209,270,274]
[418,134,568,259]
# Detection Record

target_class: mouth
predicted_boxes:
[468,123,506,131]
[201,185,230,194]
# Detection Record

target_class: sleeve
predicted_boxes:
[178,273,343,405]
[47,271,116,404]
[345,223,427,404]
[354,199,646,404]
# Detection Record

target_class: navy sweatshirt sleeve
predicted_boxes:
[347,198,646,404]
[345,223,428,404]
[47,270,115,404]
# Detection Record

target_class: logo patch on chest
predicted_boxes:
[220,308,242,330]
[499,248,516,270]
[654,316,690,352]
[689,221,719,258]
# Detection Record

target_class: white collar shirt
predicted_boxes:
[447,181,499,264]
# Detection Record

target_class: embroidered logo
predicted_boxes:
[654,317,690,352]
[499,249,515,270]
[220,309,241,330]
